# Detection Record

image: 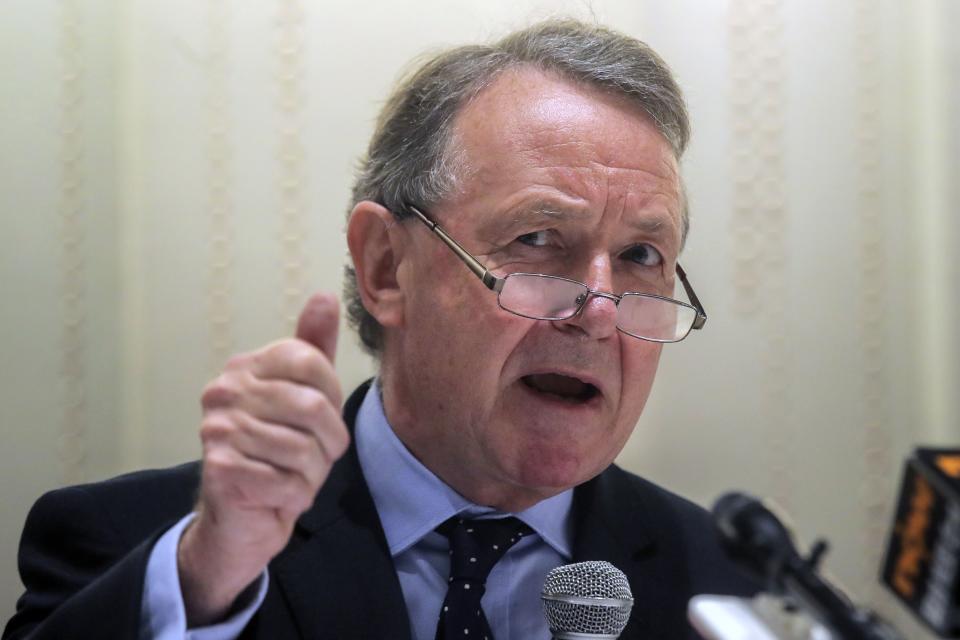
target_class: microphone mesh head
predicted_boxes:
[541,561,633,637]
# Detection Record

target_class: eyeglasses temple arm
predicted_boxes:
[676,263,708,330]
[406,205,504,292]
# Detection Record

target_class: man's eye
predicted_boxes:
[621,243,663,267]
[515,230,551,247]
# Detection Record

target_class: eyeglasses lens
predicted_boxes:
[498,273,696,342]
[498,273,584,320]
[618,294,695,342]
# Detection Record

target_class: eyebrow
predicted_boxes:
[497,201,675,238]
[504,202,588,226]
[627,215,671,235]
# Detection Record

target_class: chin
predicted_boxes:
[505,445,604,495]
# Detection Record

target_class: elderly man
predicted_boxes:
[5,20,756,640]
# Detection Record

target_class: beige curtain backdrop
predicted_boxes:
[1,1,957,637]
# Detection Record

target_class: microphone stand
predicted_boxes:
[713,493,903,640]
[775,540,900,640]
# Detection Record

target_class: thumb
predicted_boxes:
[295,292,340,364]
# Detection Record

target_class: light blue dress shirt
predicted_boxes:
[141,379,572,639]
[141,512,268,639]
[356,379,573,640]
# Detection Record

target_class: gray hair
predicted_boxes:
[344,19,690,357]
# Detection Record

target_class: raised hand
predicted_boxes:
[177,293,350,625]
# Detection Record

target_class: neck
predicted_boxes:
[376,368,554,513]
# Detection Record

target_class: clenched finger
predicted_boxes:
[245,340,343,409]
[202,447,316,515]
[202,410,327,488]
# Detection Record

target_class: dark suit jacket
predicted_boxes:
[4,382,757,639]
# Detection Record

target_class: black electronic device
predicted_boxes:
[881,447,960,638]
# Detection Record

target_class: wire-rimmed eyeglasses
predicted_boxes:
[403,203,707,343]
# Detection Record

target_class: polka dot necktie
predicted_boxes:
[434,516,532,640]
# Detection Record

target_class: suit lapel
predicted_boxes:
[572,466,690,640]
[268,382,412,640]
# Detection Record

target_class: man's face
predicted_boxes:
[383,67,684,511]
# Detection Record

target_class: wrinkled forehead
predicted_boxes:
[442,67,683,241]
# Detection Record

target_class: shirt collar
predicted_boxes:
[355,378,573,559]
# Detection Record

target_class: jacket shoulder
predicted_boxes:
[4,463,202,639]
[26,462,200,548]
[602,465,713,525]
[592,464,760,597]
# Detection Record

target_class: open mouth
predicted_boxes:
[521,373,600,404]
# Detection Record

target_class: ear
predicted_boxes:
[346,201,408,329]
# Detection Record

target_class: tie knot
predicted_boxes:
[436,517,532,584]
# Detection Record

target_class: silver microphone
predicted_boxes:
[541,561,634,639]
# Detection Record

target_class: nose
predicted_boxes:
[573,291,620,338]
[554,257,619,339]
